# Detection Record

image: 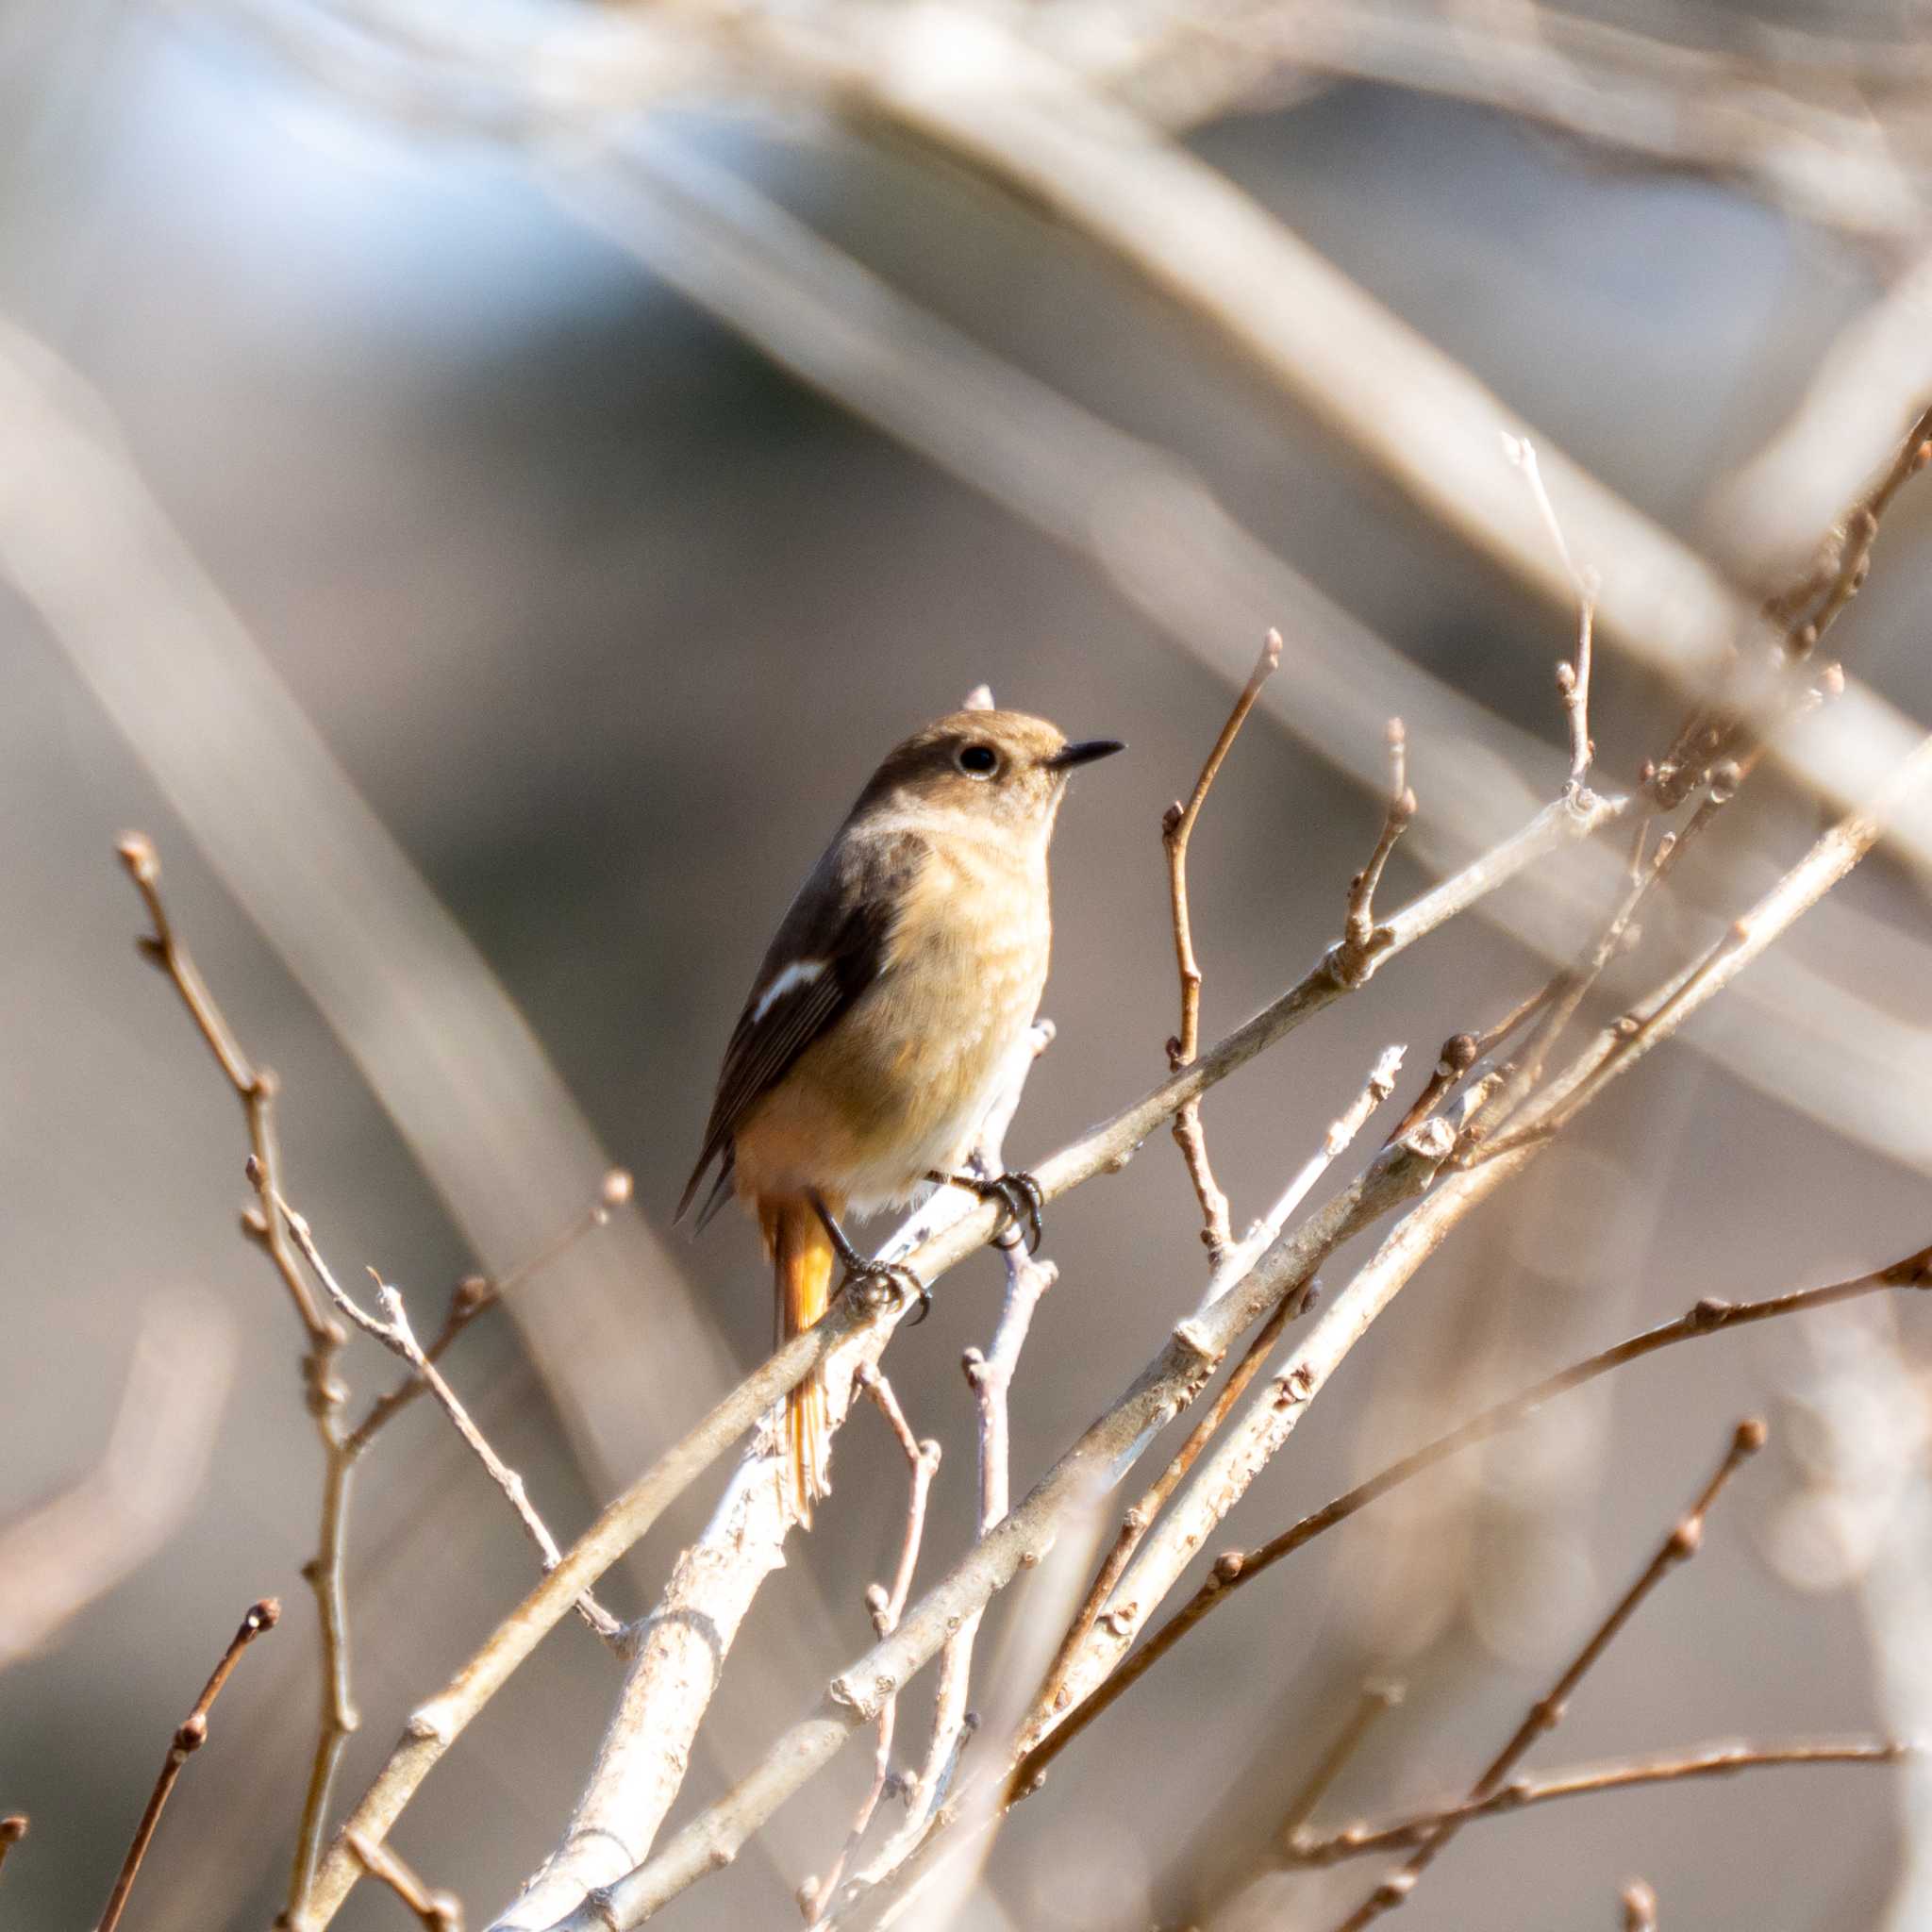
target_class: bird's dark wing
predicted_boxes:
[677,827,928,1228]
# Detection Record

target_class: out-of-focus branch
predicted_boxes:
[96,1598,280,1932]
[1623,1879,1659,1931]
[1163,627,1282,1267]
[0,1294,235,1671]
[0,1817,26,1884]
[1291,1739,1909,1869]
[1330,1421,1766,1928]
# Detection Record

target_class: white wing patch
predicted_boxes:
[752,958,828,1024]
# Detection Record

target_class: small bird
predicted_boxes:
[678,704,1124,1523]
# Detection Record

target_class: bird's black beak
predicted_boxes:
[1048,739,1127,771]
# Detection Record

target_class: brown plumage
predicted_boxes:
[679,706,1123,1523]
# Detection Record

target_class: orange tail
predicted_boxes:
[760,1196,838,1525]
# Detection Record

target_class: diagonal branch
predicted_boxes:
[1330,1421,1767,1929]
[1291,1739,1910,1869]
[97,1599,281,1932]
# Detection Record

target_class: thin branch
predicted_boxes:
[348,1832,464,1931]
[269,1191,624,1647]
[1164,626,1283,1265]
[1330,1419,1767,1929]
[805,1372,941,1923]
[305,784,1620,1930]
[96,1598,280,1932]
[1291,1740,1907,1867]
[347,1170,633,1457]
[116,836,357,1922]
[1015,1244,1930,1781]
[1028,1045,1403,1742]
[1335,721,1418,983]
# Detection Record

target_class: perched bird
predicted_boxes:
[678,705,1124,1522]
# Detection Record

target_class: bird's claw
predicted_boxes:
[844,1261,929,1321]
[984,1170,1045,1255]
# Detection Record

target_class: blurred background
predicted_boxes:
[4,0,1932,1926]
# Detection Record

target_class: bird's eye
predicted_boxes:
[957,742,1000,777]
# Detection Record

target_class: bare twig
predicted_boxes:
[1623,1879,1659,1931]
[308,789,1620,1930]
[348,1832,464,1931]
[1028,1045,1403,1742]
[1291,1739,1907,1865]
[805,1372,940,1923]
[1334,721,1417,983]
[1164,627,1283,1265]
[348,1170,633,1457]
[117,836,357,1921]
[1023,1245,1929,1782]
[269,1191,623,1647]
[97,1598,280,1932]
[1331,1420,1767,1929]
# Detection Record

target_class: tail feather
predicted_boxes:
[761,1197,838,1525]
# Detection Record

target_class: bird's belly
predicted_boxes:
[736,913,1046,1215]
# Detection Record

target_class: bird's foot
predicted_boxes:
[934,1168,1046,1254]
[842,1260,932,1324]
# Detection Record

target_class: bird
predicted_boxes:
[678,703,1124,1524]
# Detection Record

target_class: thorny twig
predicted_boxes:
[268,1187,625,1647]
[805,1370,941,1923]
[1292,1740,1907,1865]
[1163,627,1282,1266]
[1333,721,1417,985]
[1026,1046,1403,1743]
[96,1599,280,1932]
[348,1831,464,1931]
[1331,1419,1767,1929]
